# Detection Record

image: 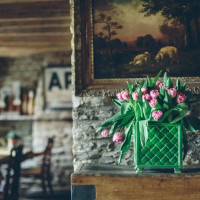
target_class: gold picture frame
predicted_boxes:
[71,0,200,96]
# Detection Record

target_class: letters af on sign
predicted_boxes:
[44,66,72,109]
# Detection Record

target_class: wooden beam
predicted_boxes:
[0,16,70,22]
[0,1,70,19]
[0,0,68,3]
[0,47,72,57]
[0,18,71,27]
[0,1,69,9]
[0,41,71,47]
[0,34,70,42]
[0,26,69,33]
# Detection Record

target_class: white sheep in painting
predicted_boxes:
[129,52,150,66]
[155,46,179,64]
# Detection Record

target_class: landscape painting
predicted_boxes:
[93,0,200,79]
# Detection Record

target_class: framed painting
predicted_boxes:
[72,0,200,96]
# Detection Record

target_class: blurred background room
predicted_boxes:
[0,0,73,199]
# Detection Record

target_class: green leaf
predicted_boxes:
[155,103,162,110]
[138,103,144,119]
[121,102,131,115]
[143,80,148,88]
[147,76,153,87]
[112,99,122,108]
[109,121,121,136]
[139,120,149,147]
[183,118,195,132]
[96,112,121,132]
[167,113,173,122]
[171,103,188,123]
[163,103,169,110]
[166,78,173,88]
[118,122,134,164]
[181,83,187,92]
[136,103,142,120]
[176,79,180,91]
[159,87,165,96]
[159,106,181,122]
[127,81,133,94]
[183,116,200,131]
[164,91,171,106]
[143,100,151,120]
[153,70,162,84]
[163,72,168,85]
[120,113,135,127]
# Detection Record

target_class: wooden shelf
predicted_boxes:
[0,114,34,121]
[0,109,72,121]
[71,164,200,200]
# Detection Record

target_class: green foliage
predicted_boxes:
[163,72,168,85]
[176,79,180,90]
[166,78,173,88]
[118,122,134,164]
[153,70,162,84]
[139,120,149,147]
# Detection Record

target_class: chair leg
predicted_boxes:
[47,173,54,196]
[41,176,47,197]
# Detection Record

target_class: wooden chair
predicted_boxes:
[0,145,23,200]
[21,138,54,196]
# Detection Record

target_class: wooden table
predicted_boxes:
[71,163,200,200]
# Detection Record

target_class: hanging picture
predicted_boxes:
[72,0,200,95]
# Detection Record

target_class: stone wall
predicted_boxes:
[72,96,133,171]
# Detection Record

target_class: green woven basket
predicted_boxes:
[134,122,182,173]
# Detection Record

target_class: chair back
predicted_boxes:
[3,145,23,200]
[41,138,54,175]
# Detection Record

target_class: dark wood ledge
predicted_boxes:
[71,163,200,200]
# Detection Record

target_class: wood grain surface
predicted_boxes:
[71,164,200,200]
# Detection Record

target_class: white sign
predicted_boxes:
[44,67,72,109]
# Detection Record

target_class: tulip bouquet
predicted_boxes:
[97,71,200,164]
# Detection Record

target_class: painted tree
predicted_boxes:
[159,19,185,48]
[94,13,123,56]
[140,0,200,48]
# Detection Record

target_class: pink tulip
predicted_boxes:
[141,87,148,94]
[152,110,163,120]
[169,88,177,98]
[149,98,158,108]
[142,94,152,101]
[165,87,169,93]
[121,91,130,100]
[101,129,109,138]
[150,89,159,98]
[177,92,186,103]
[159,83,165,88]
[116,92,124,101]
[132,91,139,100]
[112,132,124,143]
[156,81,161,89]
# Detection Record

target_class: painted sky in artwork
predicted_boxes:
[94,0,166,45]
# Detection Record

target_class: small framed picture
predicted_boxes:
[44,66,72,110]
